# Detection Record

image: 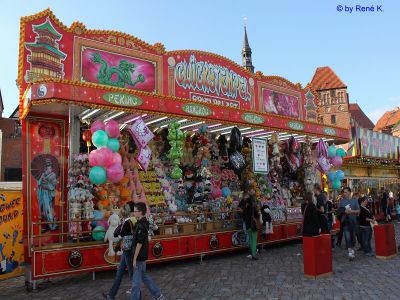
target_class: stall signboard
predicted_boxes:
[356,128,400,160]
[168,53,254,110]
[19,10,326,127]
[252,138,269,174]
[0,191,24,280]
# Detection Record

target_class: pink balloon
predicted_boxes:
[91,120,105,133]
[89,150,99,166]
[107,163,124,183]
[96,220,109,229]
[331,156,343,167]
[105,120,120,139]
[95,147,114,168]
[111,152,122,166]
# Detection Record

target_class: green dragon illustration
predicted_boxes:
[91,53,145,88]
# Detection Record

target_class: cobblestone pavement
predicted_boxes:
[2,223,400,300]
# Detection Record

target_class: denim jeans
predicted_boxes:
[360,226,372,254]
[109,251,133,299]
[131,261,161,300]
[343,223,356,249]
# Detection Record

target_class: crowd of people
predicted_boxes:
[302,184,400,261]
[102,184,398,299]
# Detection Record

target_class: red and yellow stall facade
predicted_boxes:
[18,10,350,284]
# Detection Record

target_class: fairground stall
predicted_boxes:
[18,10,349,286]
[342,127,400,217]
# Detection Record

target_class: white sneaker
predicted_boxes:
[246,254,252,259]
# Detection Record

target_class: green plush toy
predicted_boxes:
[167,122,184,179]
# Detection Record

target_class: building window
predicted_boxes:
[4,168,22,181]
[331,115,336,124]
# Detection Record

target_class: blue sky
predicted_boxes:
[1,0,399,123]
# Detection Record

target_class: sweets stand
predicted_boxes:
[17,10,350,287]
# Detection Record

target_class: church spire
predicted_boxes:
[242,25,254,73]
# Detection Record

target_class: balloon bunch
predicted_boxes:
[88,120,124,185]
[167,121,184,179]
[326,145,346,190]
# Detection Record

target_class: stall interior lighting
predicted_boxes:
[243,129,264,135]
[124,114,147,124]
[145,116,168,126]
[180,121,205,130]
[81,109,100,120]
[177,119,188,123]
[79,108,91,118]
[210,125,234,133]
[120,123,128,130]
[104,111,125,122]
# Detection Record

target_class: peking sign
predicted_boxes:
[169,53,254,110]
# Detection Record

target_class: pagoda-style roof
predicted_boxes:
[310,66,347,91]
[25,43,66,59]
[32,18,62,39]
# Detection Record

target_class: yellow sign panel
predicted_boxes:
[0,191,24,280]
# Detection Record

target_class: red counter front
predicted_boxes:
[303,234,332,279]
[374,224,397,259]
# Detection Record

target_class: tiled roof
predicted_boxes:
[349,103,375,130]
[374,107,400,131]
[310,66,347,90]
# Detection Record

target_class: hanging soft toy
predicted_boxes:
[260,204,273,238]
[217,135,230,166]
[228,127,245,172]
[268,133,282,171]
[316,139,331,174]
[167,122,184,179]
[104,213,120,256]
[284,136,301,176]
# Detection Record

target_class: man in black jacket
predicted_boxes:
[130,202,165,300]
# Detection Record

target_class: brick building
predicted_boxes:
[309,66,351,128]
[0,90,22,181]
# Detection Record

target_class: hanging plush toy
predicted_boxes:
[167,122,184,179]
[228,127,245,172]
[260,204,273,238]
[104,213,120,256]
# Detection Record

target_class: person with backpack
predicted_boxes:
[103,202,136,300]
[130,202,165,300]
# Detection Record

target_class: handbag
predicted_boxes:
[114,239,122,253]
[121,220,134,251]
[250,204,261,231]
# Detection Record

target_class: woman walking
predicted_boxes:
[359,196,375,256]
[243,191,260,260]
[103,202,136,300]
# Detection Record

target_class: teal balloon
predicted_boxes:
[327,171,337,182]
[107,138,120,152]
[335,170,345,181]
[328,145,337,158]
[332,179,341,190]
[92,226,105,241]
[336,148,346,158]
[92,130,109,148]
[89,166,107,185]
